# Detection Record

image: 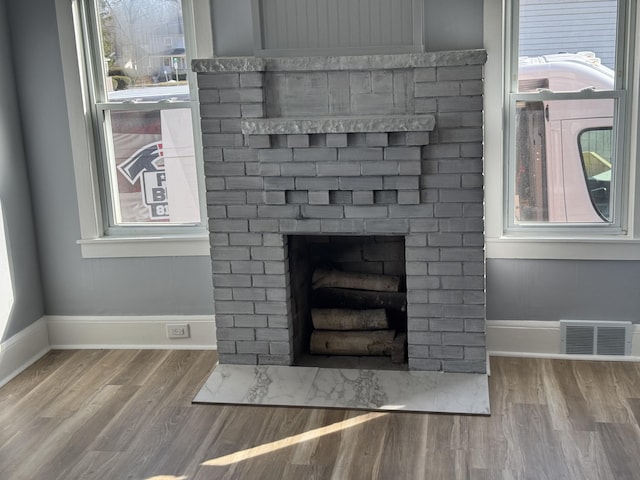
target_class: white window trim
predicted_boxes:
[484,0,640,260]
[55,0,213,258]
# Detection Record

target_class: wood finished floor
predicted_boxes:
[1,351,640,479]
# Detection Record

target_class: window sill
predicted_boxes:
[486,236,640,260]
[77,233,210,258]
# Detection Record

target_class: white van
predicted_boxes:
[515,52,614,223]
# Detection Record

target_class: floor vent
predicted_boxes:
[560,320,632,356]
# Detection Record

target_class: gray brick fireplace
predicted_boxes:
[193,50,487,374]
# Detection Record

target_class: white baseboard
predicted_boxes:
[487,319,640,361]
[0,317,51,388]
[47,315,217,350]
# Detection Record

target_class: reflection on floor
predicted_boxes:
[194,364,490,414]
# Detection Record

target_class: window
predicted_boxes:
[506,0,630,231]
[80,0,203,231]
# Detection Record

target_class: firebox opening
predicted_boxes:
[288,235,408,370]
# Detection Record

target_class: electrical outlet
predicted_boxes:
[167,323,190,339]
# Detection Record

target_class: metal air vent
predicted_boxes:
[560,320,631,356]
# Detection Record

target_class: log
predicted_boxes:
[312,269,401,292]
[391,333,407,364]
[310,330,396,356]
[311,308,389,330]
[313,287,407,312]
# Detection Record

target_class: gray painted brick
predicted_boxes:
[439,127,483,144]
[301,205,344,219]
[253,274,287,287]
[268,315,290,329]
[438,159,483,174]
[384,147,421,160]
[210,233,229,246]
[429,290,463,304]
[406,318,432,332]
[294,148,338,162]
[211,260,231,274]
[198,73,240,88]
[216,341,236,354]
[406,275,441,290]
[203,147,223,162]
[409,218,439,232]
[320,219,365,233]
[415,98,437,114]
[423,174,461,188]
[434,203,463,218]
[285,190,309,204]
[269,342,291,355]
[407,291,428,303]
[266,288,287,301]
[205,162,244,176]
[409,358,442,371]
[212,273,251,287]
[264,177,295,190]
[398,161,422,175]
[408,303,444,317]
[203,133,244,147]
[405,132,431,145]
[461,143,483,158]
[352,191,374,205]
[280,163,317,176]
[415,81,460,98]
[463,233,485,247]
[407,345,430,358]
[317,163,360,176]
[263,191,286,205]
[463,262,485,276]
[443,305,485,318]
[442,360,486,374]
[339,177,383,190]
[338,148,383,162]
[247,135,271,148]
[287,134,310,148]
[209,219,249,232]
[365,133,388,146]
[430,318,464,332]
[223,148,257,162]
[464,204,484,217]
[374,190,397,204]
[198,89,220,103]
[389,205,432,218]
[213,288,233,301]
[251,246,285,261]
[258,205,300,218]
[240,72,264,87]
[201,103,241,119]
[216,327,255,341]
[242,103,265,118]
[257,355,292,366]
[384,176,419,190]
[364,219,409,233]
[230,261,264,274]
[405,247,440,262]
[428,233,463,247]
[229,232,264,246]
[211,246,250,260]
[414,68,436,82]
[263,234,284,247]
[361,161,399,176]
[225,206,257,218]
[218,353,258,365]
[463,291,486,305]
[214,301,255,315]
[428,262,462,275]
[430,346,464,359]
[237,341,270,355]
[255,301,288,315]
[344,206,388,218]
[326,133,348,147]
[258,149,293,163]
[437,96,483,113]
[464,346,487,360]
[398,191,421,205]
[207,206,227,219]
[462,173,484,188]
[410,332,442,345]
[249,219,279,232]
[226,177,263,190]
[464,318,486,333]
[440,247,484,262]
[219,88,263,103]
[439,218,484,232]
[437,65,483,81]
[233,288,266,301]
[441,276,484,290]
[442,332,486,347]
[214,315,234,328]
[308,191,330,205]
[256,327,290,341]
[297,177,339,190]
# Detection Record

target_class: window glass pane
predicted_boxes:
[518,0,618,91]
[579,128,612,221]
[98,0,190,102]
[109,108,200,225]
[514,98,615,224]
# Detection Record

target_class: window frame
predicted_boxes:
[483,0,640,260]
[504,0,629,234]
[55,0,213,258]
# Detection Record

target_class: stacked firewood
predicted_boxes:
[309,268,407,363]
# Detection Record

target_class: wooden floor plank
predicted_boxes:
[2,351,640,480]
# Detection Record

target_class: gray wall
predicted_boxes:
[5,0,214,317]
[487,259,640,322]
[211,0,484,56]
[0,0,44,341]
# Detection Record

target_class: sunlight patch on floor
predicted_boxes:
[202,411,388,466]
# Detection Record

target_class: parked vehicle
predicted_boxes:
[515,52,614,223]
